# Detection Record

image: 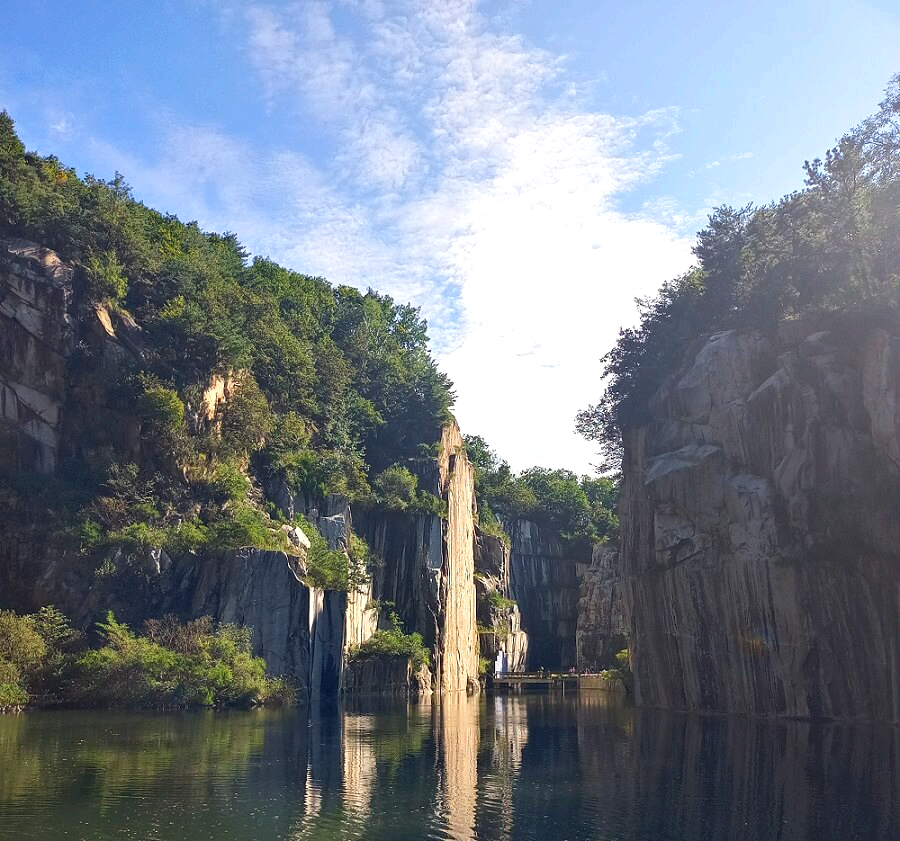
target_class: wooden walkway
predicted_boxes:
[491,673,580,691]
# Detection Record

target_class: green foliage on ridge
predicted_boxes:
[577,75,900,465]
[0,112,454,571]
[464,434,619,551]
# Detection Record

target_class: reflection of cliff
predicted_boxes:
[476,696,528,841]
[436,696,479,841]
[341,714,377,828]
[629,711,900,840]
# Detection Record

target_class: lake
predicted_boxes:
[0,692,897,840]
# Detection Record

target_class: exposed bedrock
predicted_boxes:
[473,529,528,674]
[576,546,627,672]
[622,323,900,720]
[356,421,480,694]
[507,519,588,670]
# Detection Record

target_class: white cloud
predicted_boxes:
[75,0,696,473]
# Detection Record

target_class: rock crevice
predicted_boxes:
[621,324,900,720]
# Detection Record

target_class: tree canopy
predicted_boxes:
[0,112,454,580]
[464,435,618,551]
[577,74,900,464]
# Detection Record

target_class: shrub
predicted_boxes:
[350,613,430,670]
[598,648,633,692]
[206,505,287,552]
[72,612,289,708]
[487,591,516,611]
[164,518,209,554]
[0,683,27,710]
[140,380,186,434]
[295,515,351,591]
[106,521,167,551]
[0,611,47,675]
[203,461,251,503]
[372,464,418,511]
[86,250,127,302]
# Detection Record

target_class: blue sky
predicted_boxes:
[1,0,897,472]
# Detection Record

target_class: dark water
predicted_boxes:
[1,693,898,841]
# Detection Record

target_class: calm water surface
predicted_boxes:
[0,693,897,841]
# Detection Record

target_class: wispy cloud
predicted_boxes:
[15,0,695,472]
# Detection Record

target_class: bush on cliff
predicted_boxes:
[0,109,454,564]
[349,612,430,670]
[577,74,900,464]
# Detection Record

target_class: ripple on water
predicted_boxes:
[2,698,900,841]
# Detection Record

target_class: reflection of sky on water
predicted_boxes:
[2,694,900,840]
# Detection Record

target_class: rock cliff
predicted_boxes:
[576,546,626,672]
[621,323,900,720]
[0,238,480,698]
[507,519,588,669]
[473,529,528,674]
[355,421,480,693]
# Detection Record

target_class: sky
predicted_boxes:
[1,0,897,473]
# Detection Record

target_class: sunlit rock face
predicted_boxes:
[357,420,481,694]
[507,519,587,670]
[576,546,627,672]
[621,323,900,720]
[0,239,79,474]
[0,239,142,608]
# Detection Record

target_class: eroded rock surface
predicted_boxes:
[576,546,626,672]
[507,519,588,670]
[622,324,900,720]
[474,530,528,674]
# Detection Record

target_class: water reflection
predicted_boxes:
[1,695,900,840]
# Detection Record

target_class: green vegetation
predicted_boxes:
[0,608,294,710]
[349,612,430,670]
[598,648,633,692]
[0,111,454,581]
[295,514,367,591]
[487,591,517,611]
[577,76,900,465]
[464,434,618,551]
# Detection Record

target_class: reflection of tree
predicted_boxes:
[0,710,266,805]
[0,709,280,839]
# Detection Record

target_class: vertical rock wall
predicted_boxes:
[435,421,480,692]
[0,239,74,474]
[576,546,627,671]
[474,530,528,673]
[507,519,587,670]
[621,324,900,721]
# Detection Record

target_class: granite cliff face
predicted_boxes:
[0,239,480,698]
[576,546,626,672]
[355,422,480,693]
[622,323,900,720]
[473,529,528,674]
[507,519,588,670]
